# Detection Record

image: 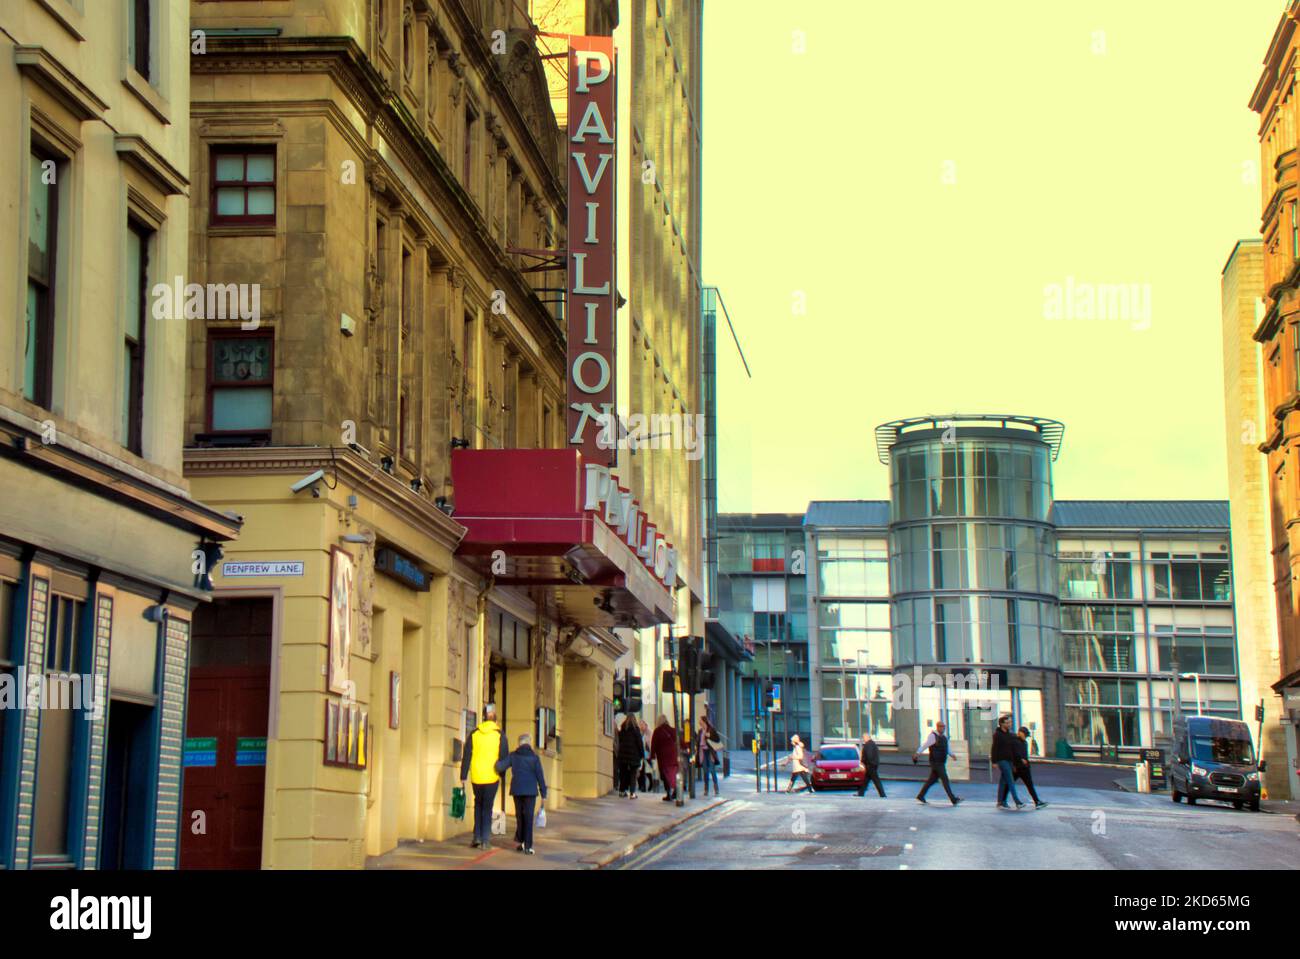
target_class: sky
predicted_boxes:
[702,0,1285,513]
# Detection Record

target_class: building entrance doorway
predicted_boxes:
[180,597,272,869]
[100,699,156,869]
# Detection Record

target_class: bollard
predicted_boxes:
[1135,761,1150,793]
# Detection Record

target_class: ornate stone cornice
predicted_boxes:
[183,446,466,555]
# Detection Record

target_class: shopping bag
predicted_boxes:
[535,806,547,829]
[491,808,506,835]
[450,786,466,820]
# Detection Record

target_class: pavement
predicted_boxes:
[366,783,725,871]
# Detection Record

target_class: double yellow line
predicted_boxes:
[616,801,749,870]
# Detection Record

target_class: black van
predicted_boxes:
[1168,716,1264,811]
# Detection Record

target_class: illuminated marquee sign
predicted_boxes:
[566,35,617,466]
[584,464,676,590]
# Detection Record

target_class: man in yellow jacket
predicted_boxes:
[459,703,510,848]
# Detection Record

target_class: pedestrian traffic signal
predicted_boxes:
[763,680,781,712]
[612,676,626,713]
[627,674,643,713]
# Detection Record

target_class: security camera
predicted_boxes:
[290,469,326,495]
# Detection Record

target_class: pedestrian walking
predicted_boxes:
[638,718,655,793]
[616,714,645,798]
[779,734,812,793]
[494,732,548,854]
[914,721,963,806]
[459,703,510,848]
[1014,726,1048,808]
[856,731,886,798]
[696,718,722,795]
[991,714,1025,810]
[650,715,679,801]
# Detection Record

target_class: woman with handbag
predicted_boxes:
[696,718,722,795]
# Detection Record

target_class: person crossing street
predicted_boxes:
[914,721,962,806]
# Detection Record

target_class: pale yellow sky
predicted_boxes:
[704,0,1283,513]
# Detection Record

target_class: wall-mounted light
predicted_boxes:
[450,437,470,450]
[380,455,395,474]
[434,496,453,514]
[410,477,423,493]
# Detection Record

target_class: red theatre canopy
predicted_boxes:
[451,449,675,628]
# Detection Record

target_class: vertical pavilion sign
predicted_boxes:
[567,36,617,466]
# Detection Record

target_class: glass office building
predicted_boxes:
[878,415,1064,756]
[718,414,1242,761]
[717,514,811,746]
[1055,502,1237,751]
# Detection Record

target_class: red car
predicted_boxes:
[810,743,866,791]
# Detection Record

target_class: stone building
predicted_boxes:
[533,0,707,749]
[1220,239,1291,798]
[0,0,240,869]
[1249,2,1300,799]
[180,0,660,869]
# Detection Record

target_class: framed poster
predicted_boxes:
[348,703,361,766]
[358,710,369,769]
[324,701,339,763]
[327,546,355,695]
[338,701,351,764]
[390,671,401,730]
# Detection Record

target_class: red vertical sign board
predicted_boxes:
[567,36,617,466]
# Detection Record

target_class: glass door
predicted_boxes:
[1014,689,1044,757]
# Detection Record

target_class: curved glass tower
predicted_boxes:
[877,415,1064,756]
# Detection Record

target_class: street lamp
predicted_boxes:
[1179,672,1203,716]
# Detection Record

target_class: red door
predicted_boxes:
[181,598,271,870]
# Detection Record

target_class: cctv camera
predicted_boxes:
[290,469,326,494]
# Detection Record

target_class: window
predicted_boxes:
[1150,552,1231,602]
[26,149,59,408]
[1292,200,1298,260]
[129,0,151,81]
[33,594,85,860]
[0,580,15,805]
[123,221,151,454]
[463,103,477,189]
[211,147,276,226]
[207,334,273,438]
[1064,677,1139,747]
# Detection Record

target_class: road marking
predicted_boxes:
[618,801,747,870]
[909,826,917,831]
[899,864,909,870]
[904,842,913,850]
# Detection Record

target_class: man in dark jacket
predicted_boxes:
[1014,726,1048,808]
[991,714,1025,810]
[495,733,548,854]
[914,722,962,805]
[856,731,886,797]
[616,715,645,798]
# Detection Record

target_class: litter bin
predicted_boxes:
[722,752,730,778]
[1054,738,1074,760]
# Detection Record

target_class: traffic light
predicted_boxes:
[698,652,716,691]
[626,674,643,713]
[612,674,626,713]
[762,680,775,710]
[679,638,699,693]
